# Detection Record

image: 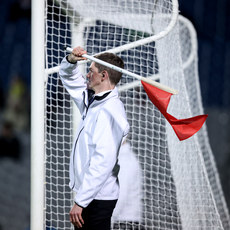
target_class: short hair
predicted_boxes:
[94,53,124,85]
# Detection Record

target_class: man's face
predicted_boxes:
[86,62,103,92]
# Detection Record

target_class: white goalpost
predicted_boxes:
[31,0,230,229]
[31,0,45,230]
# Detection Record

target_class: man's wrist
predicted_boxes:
[66,54,78,64]
[74,202,84,209]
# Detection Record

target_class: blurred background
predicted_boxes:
[0,0,229,229]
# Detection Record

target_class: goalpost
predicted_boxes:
[31,0,230,229]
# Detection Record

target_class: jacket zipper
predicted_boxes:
[71,126,84,189]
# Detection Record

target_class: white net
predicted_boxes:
[44,0,230,229]
[177,16,230,229]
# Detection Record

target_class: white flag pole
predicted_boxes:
[65,47,178,95]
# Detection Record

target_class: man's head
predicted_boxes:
[94,53,124,85]
[86,52,124,94]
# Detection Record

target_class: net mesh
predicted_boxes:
[44,0,230,229]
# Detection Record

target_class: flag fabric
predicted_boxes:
[141,80,208,141]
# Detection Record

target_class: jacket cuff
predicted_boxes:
[74,201,85,209]
[66,55,78,64]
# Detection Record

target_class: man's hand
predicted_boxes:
[67,46,87,64]
[69,203,84,228]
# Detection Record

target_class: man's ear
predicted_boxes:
[102,71,109,79]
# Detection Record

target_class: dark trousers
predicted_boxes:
[75,199,117,230]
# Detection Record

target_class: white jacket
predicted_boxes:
[59,57,129,208]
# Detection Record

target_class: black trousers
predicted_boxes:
[75,199,117,230]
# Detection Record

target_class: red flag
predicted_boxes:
[141,80,208,141]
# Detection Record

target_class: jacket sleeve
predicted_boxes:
[74,107,128,207]
[59,56,87,114]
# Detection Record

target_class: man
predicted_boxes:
[59,47,129,229]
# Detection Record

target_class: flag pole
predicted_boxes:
[65,47,178,95]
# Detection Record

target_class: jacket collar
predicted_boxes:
[94,91,111,101]
[87,87,118,107]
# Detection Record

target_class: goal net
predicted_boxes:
[42,0,230,229]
